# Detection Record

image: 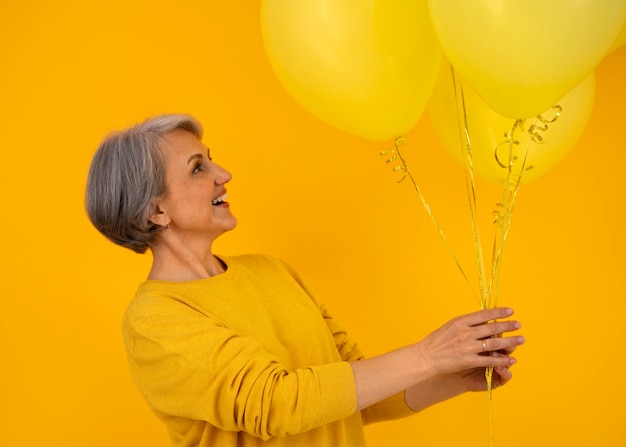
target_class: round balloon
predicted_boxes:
[428,0,624,119]
[261,0,442,141]
[608,20,626,54]
[428,63,596,185]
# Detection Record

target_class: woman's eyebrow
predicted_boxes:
[186,153,203,165]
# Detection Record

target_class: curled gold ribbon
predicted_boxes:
[450,70,497,447]
[489,105,564,314]
[483,104,563,447]
[450,68,489,311]
[528,105,563,143]
[494,120,523,169]
[381,63,565,447]
[380,137,408,183]
[379,138,479,303]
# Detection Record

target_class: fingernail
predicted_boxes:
[505,308,514,316]
[517,336,526,344]
[509,358,517,365]
[514,321,522,329]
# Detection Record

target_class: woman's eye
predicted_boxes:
[192,162,203,174]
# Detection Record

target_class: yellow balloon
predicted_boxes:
[428,0,624,119]
[428,63,596,185]
[261,0,441,141]
[608,21,626,54]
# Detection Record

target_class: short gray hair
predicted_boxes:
[85,113,203,253]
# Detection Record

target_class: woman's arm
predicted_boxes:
[403,353,515,412]
[350,307,524,411]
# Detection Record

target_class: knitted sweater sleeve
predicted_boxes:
[281,261,416,424]
[122,297,357,441]
[315,297,417,424]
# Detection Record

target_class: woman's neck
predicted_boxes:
[148,237,225,281]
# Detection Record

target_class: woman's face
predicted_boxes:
[155,129,237,241]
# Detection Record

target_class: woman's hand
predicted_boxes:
[404,350,518,411]
[352,307,524,412]
[403,308,523,411]
[443,350,516,392]
[416,307,524,376]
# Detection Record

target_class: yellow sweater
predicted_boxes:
[122,254,414,446]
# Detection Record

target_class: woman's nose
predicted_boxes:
[213,163,232,184]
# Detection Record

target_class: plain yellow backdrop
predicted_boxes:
[1,2,625,446]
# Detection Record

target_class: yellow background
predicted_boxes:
[1,2,625,446]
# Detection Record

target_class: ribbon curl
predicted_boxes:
[528,105,563,143]
[381,64,564,447]
[380,138,479,302]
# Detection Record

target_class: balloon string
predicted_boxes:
[381,65,564,447]
[450,67,488,310]
[489,104,563,310]
[483,122,527,447]
[450,67,495,447]
[380,139,479,302]
[485,103,562,447]
[489,120,527,310]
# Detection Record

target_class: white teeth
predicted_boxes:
[212,193,228,205]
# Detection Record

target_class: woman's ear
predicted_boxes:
[148,203,170,228]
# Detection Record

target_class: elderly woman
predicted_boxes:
[85,114,524,447]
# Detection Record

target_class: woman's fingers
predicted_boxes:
[479,335,525,355]
[473,319,522,340]
[491,366,513,388]
[421,307,524,374]
[497,344,518,355]
[463,307,515,326]
[469,312,524,368]
[492,352,514,388]
[460,308,523,353]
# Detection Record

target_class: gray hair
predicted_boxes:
[85,113,203,253]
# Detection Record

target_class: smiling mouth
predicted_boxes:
[212,193,228,205]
